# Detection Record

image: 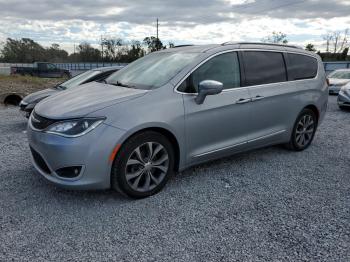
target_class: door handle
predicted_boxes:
[236,98,251,104]
[251,95,265,102]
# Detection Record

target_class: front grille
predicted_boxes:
[30,147,51,174]
[31,112,57,130]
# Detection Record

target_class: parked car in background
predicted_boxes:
[328,69,350,95]
[11,62,71,78]
[27,43,328,198]
[338,82,350,110]
[19,66,123,117]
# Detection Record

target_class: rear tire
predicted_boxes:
[111,131,175,199]
[286,108,317,151]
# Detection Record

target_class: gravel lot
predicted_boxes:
[0,96,349,261]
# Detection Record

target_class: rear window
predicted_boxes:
[242,51,287,86]
[287,54,318,80]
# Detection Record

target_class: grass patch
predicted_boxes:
[0,75,65,86]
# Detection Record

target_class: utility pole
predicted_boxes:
[156,18,159,50]
[101,35,104,66]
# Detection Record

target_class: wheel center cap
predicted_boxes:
[144,162,152,171]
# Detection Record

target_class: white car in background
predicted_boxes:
[328,69,350,95]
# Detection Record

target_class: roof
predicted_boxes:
[92,65,124,72]
[160,42,316,57]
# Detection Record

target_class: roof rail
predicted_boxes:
[173,44,194,48]
[222,42,303,49]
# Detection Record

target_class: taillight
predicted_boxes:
[326,78,330,86]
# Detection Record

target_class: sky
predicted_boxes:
[0,0,349,53]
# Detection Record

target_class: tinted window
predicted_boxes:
[288,54,318,80]
[178,52,240,93]
[243,51,287,86]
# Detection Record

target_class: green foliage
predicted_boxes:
[0,37,163,63]
[305,43,316,52]
[143,36,164,52]
[318,48,350,61]
[262,32,288,44]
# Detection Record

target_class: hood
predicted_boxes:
[23,88,59,104]
[34,82,148,119]
[329,78,350,86]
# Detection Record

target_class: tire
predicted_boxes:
[111,131,175,199]
[286,108,317,151]
[339,105,348,111]
[62,72,71,79]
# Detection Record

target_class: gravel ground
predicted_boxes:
[0,96,349,261]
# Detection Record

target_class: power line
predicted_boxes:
[233,0,309,15]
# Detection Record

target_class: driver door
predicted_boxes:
[181,52,253,165]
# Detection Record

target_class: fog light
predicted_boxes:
[55,166,82,178]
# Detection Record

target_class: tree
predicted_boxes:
[1,38,46,62]
[101,37,123,61]
[143,36,164,52]
[75,42,101,62]
[46,43,68,62]
[262,32,288,44]
[168,42,175,48]
[323,29,349,53]
[126,40,145,62]
[305,43,316,52]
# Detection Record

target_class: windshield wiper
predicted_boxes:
[54,85,66,90]
[109,81,135,88]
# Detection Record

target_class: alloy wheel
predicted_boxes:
[295,114,315,147]
[125,142,169,192]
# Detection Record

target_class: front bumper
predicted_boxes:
[338,90,350,107]
[27,122,126,190]
[329,85,342,95]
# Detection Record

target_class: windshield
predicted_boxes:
[329,71,350,79]
[106,52,200,89]
[59,70,101,89]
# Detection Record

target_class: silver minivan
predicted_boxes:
[27,43,328,198]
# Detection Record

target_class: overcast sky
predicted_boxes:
[0,0,349,52]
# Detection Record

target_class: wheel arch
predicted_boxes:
[114,126,181,172]
[304,104,319,125]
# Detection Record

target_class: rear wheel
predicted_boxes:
[62,72,71,79]
[111,131,174,198]
[286,108,317,151]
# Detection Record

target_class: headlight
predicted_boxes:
[45,118,105,137]
[340,84,350,93]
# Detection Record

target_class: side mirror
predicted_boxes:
[195,80,223,105]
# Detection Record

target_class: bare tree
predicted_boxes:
[322,33,333,52]
[323,29,349,53]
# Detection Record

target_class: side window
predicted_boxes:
[48,64,56,70]
[242,51,287,86]
[287,54,318,80]
[178,52,241,93]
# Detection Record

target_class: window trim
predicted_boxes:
[240,50,288,87]
[285,52,319,81]
[174,49,319,95]
[178,51,242,93]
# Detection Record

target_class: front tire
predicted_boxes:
[111,131,175,199]
[286,108,317,151]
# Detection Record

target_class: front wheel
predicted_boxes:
[111,131,175,198]
[286,109,317,151]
